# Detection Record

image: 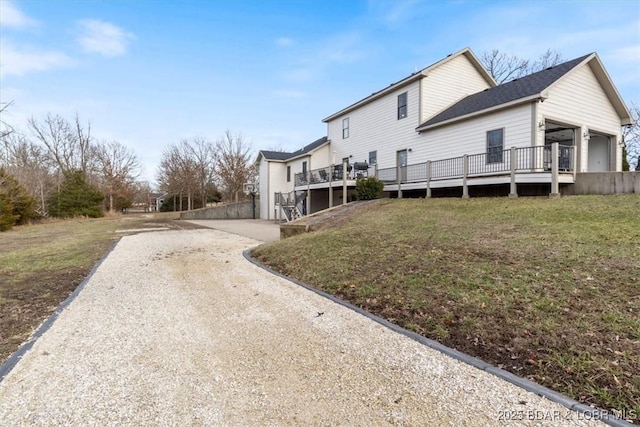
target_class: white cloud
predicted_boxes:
[0,0,38,28]
[367,0,422,27]
[273,89,307,98]
[0,41,75,77]
[276,37,295,47]
[76,19,135,57]
[284,31,371,82]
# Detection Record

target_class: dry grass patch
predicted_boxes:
[252,195,640,418]
[0,212,202,363]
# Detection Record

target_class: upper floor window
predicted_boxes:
[369,150,377,164]
[287,166,291,182]
[342,117,350,139]
[397,92,408,119]
[487,128,504,163]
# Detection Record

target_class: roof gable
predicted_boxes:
[417,54,592,130]
[257,136,328,163]
[322,47,496,123]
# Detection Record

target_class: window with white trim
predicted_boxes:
[286,166,291,182]
[369,150,377,164]
[397,92,408,119]
[487,128,504,163]
[342,117,349,139]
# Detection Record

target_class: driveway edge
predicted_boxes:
[0,239,121,383]
[243,248,633,427]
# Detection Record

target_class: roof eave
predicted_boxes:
[322,47,495,123]
[587,54,633,123]
[416,94,544,132]
[322,73,424,123]
[286,139,330,162]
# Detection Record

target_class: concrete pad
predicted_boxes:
[183,219,280,242]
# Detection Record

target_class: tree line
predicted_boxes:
[0,111,144,230]
[0,107,256,230]
[155,131,256,212]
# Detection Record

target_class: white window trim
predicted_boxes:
[342,117,350,139]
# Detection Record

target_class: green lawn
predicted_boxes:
[252,195,640,417]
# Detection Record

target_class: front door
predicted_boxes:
[397,150,408,183]
[587,135,610,172]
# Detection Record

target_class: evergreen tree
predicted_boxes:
[0,168,37,231]
[48,171,104,218]
[622,145,630,171]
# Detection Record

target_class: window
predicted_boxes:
[342,117,349,139]
[397,92,408,119]
[302,161,307,173]
[487,129,504,163]
[369,150,377,164]
[286,166,291,182]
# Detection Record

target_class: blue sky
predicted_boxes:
[1,0,639,184]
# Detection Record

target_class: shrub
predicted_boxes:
[355,176,384,200]
[0,194,18,231]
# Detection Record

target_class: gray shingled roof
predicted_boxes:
[259,136,328,161]
[418,54,592,129]
[259,150,291,161]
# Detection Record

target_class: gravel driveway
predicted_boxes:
[0,229,605,426]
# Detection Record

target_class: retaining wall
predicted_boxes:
[565,172,639,195]
[179,201,259,220]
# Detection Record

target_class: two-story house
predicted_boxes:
[256,47,632,220]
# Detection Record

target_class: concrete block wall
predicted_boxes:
[566,172,639,195]
[179,201,259,220]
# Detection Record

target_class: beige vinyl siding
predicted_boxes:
[540,63,623,170]
[258,159,270,219]
[257,157,293,220]
[416,104,532,162]
[310,144,331,167]
[287,156,310,179]
[327,81,423,169]
[421,54,492,122]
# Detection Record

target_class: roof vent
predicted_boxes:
[546,66,553,70]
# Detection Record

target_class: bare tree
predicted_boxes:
[532,49,563,71]
[93,140,140,213]
[1,132,54,215]
[214,131,256,203]
[133,180,153,211]
[0,101,15,141]
[187,137,217,208]
[157,140,199,211]
[622,102,640,171]
[481,49,563,83]
[27,113,92,176]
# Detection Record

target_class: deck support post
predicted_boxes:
[306,172,311,215]
[329,166,333,208]
[342,159,347,205]
[397,164,403,199]
[462,154,470,199]
[550,142,560,198]
[509,147,518,198]
[426,161,432,198]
